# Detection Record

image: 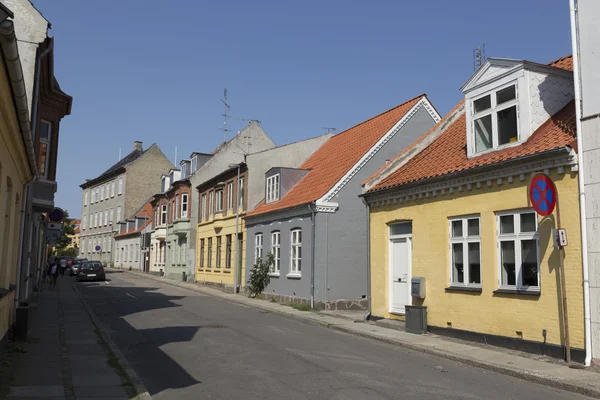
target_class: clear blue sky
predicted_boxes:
[32,0,572,219]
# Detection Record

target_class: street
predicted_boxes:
[75,270,594,400]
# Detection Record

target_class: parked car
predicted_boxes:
[69,258,88,276]
[75,261,105,282]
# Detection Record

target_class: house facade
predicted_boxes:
[363,56,584,360]
[114,202,152,271]
[79,141,173,266]
[246,95,440,309]
[165,176,192,280]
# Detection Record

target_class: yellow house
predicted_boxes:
[195,165,247,290]
[363,56,585,360]
[0,12,36,344]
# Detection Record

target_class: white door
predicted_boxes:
[390,237,411,314]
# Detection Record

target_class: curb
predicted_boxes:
[73,282,151,400]
[119,269,600,399]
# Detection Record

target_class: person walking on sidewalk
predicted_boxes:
[47,261,59,289]
[59,256,67,276]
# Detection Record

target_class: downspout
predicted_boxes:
[362,197,371,321]
[309,204,316,309]
[570,0,592,367]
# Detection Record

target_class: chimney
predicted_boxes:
[134,141,143,151]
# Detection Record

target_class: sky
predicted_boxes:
[31,0,573,219]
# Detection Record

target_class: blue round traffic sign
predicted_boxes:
[95,246,101,251]
[529,174,556,217]
[49,208,65,223]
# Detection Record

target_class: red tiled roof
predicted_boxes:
[548,54,573,71]
[248,94,429,216]
[115,202,153,238]
[368,56,575,193]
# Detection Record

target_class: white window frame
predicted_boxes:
[110,208,114,224]
[266,174,280,203]
[496,209,540,291]
[94,213,98,228]
[201,194,207,220]
[84,191,88,206]
[471,82,520,155]
[175,194,180,220]
[118,177,123,195]
[181,193,188,218]
[227,182,234,210]
[191,156,198,172]
[448,215,481,287]
[254,233,263,262]
[209,191,214,216]
[91,189,95,204]
[239,177,244,208]
[270,231,280,274]
[111,181,115,197]
[96,188,100,203]
[160,204,167,225]
[290,229,302,276]
[38,120,52,177]
[106,184,110,200]
[104,210,108,226]
[117,206,122,222]
[82,215,86,230]
[215,190,223,213]
[100,185,104,201]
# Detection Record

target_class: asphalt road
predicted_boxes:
[76,270,593,400]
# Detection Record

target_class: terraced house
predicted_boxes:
[114,202,152,271]
[363,55,584,360]
[246,95,440,309]
[79,141,173,265]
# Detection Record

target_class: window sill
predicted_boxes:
[223,270,231,273]
[493,288,540,296]
[268,272,280,278]
[445,286,482,293]
[286,273,301,279]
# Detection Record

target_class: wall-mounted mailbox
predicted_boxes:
[411,277,425,299]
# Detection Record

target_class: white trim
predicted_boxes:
[388,233,412,315]
[448,215,482,288]
[317,98,441,205]
[266,174,280,203]
[315,201,338,213]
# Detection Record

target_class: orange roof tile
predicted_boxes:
[115,202,153,238]
[248,94,429,216]
[368,55,575,193]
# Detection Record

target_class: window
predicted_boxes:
[207,237,213,268]
[91,189,95,204]
[180,239,186,263]
[88,240,92,253]
[104,210,108,226]
[102,237,106,252]
[254,233,263,261]
[106,184,110,200]
[94,213,98,228]
[100,186,104,201]
[225,235,232,269]
[175,195,180,219]
[266,174,280,203]
[136,244,139,262]
[239,177,244,208]
[115,244,119,262]
[38,121,51,177]
[290,229,302,275]
[201,194,207,220]
[88,215,92,230]
[209,191,214,216]
[96,188,99,203]
[449,216,481,286]
[171,199,176,222]
[110,208,114,224]
[84,191,88,206]
[216,236,222,268]
[271,231,280,273]
[111,182,115,197]
[160,204,167,225]
[191,156,198,173]
[117,206,122,222]
[181,193,188,218]
[82,215,86,230]
[118,177,123,195]
[199,239,205,268]
[227,182,234,210]
[497,210,539,289]
[215,190,223,213]
[472,84,518,153]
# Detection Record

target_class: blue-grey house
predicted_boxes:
[244,95,440,309]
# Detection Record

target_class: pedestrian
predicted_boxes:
[59,257,67,276]
[47,262,59,289]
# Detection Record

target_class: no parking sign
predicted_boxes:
[528,174,557,216]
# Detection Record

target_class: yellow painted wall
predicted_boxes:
[370,167,584,348]
[195,214,246,286]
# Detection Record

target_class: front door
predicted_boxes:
[390,237,411,314]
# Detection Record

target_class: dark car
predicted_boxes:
[76,261,105,282]
[69,258,88,276]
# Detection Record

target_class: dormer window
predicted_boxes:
[266,174,280,203]
[472,83,519,153]
[191,156,198,173]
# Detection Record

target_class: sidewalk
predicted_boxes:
[0,274,148,400]
[124,268,600,399]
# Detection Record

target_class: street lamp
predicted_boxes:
[228,163,241,294]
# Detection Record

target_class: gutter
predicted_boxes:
[570,0,592,367]
[0,19,37,177]
[309,203,316,309]
[362,197,371,321]
[30,37,53,141]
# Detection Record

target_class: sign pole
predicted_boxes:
[529,172,570,364]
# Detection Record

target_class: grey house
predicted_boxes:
[245,95,440,309]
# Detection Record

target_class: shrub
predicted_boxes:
[247,253,274,297]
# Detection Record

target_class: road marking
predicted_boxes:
[104,281,110,284]
[126,293,137,299]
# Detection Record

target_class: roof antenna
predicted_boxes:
[473,43,486,71]
[323,127,336,134]
[220,88,231,142]
[174,146,178,166]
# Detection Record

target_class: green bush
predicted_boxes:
[247,253,274,297]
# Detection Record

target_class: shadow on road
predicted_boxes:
[76,277,201,396]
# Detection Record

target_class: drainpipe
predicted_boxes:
[309,204,316,309]
[570,0,592,367]
[14,182,32,310]
[362,197,371,321]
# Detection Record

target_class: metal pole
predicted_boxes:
[233,165,240,294]
[554,179,571,364]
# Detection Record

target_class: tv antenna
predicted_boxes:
[323,127,337,134]
[473,43,486,71]
[220,88,231,142]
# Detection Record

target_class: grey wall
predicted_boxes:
[245,208,313,299]
[314,106,436,302]
[579,0,600,117]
